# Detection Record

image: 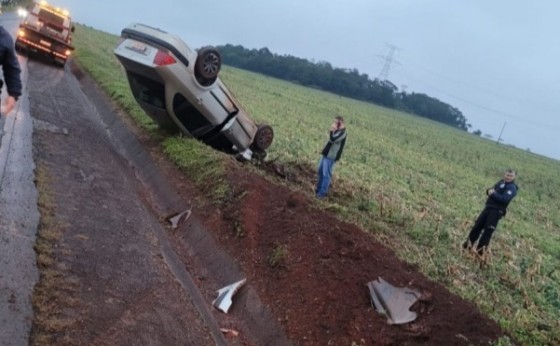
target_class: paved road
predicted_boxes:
[0,12,40,346]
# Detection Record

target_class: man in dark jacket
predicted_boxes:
[315,115,347,198]
[0,25,22,115]
[463,169,518,255]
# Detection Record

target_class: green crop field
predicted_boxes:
[72,24,560,345]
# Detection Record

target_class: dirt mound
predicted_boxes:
[172,159,505,345]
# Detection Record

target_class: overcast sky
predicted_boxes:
[53,0,559,160]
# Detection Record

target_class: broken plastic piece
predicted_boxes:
[220,328,240,337]
[213,278,246,313]
[367,277,421,325]
[167,209,192,229]
[239,148,253,161]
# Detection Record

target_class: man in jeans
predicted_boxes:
[463,169,518,256]
[315,116,347,198]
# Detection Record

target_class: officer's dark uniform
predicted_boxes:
[465,179,518,254]
[0,26,22,108]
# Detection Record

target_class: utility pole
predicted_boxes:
[496,121,506,144]
[377,43,400,81]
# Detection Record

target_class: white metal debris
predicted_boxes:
[367,277,421,325]
[213,278,247,313]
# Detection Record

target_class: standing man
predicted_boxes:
[0,24,22,115]
[315,115,347,198]
[463,169,518,256]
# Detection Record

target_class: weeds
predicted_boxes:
[31,165,77,345]
[268,244,288,268]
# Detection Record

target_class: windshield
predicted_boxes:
[38,9,66,30]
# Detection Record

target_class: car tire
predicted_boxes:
[195,47,221,86]
[252,124,274,151]
[54,58,67,68]
[14,39,24,53]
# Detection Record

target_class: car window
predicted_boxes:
[128,72,166,109]
[38,9,65,30]
[172,93,213,136]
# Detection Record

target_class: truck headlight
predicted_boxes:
[17,8,28,17]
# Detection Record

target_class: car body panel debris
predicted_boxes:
[220,328,239,337]
[367,277,421,324]
[167,209,192,229]
[213,278,246,313]
[113,23,274,161]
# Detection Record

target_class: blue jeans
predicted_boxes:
[316,156,335,198]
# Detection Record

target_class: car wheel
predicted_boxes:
[195,47,221,86]
[253,124,274,151]
[54,58,67,68]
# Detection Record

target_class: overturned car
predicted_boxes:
[113,23,273,160]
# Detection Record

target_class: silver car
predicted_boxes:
[113,23,273,160]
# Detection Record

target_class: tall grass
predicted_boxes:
[72,24,560,345]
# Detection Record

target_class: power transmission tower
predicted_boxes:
[377,43,400,80]
[496,121,506,144]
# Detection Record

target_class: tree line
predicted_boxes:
[217,44,472,132]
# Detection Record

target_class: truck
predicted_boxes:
[15,1,75,66]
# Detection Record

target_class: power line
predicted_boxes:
[397,55,559,117]
[393,69,560,131]
[351,45,558,132]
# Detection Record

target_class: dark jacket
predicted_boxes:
[0,26,22,99]
[321,128,347,161]
[485,179,518,211]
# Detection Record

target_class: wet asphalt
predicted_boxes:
[0,12,39,346]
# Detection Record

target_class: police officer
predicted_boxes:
[0,25,22,115]
[463,169,518,255]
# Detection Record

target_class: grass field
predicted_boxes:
[71,24,560,345]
